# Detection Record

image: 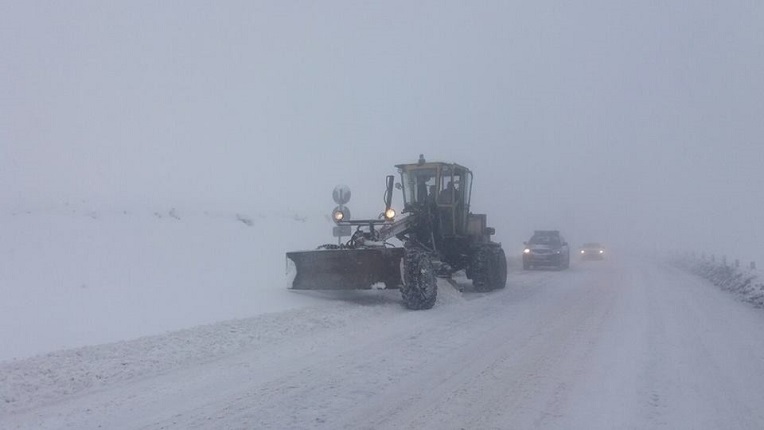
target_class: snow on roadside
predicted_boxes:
[671,253,764,308]
[0,298,407,416]
[0,204,336,362]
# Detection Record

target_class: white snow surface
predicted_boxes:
[3,209,764,429]
[672,254,764,308]
[0,205,332,361]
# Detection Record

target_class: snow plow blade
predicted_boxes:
[287,248,404,290]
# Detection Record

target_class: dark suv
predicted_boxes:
[523,230,570,270]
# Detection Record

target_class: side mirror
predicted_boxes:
[523,241,528,246]
[485,227,495,236]
[395,183,402,190]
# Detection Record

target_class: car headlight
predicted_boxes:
[581,250,585,254]
[523,248,530,254]
[599,250,604,254]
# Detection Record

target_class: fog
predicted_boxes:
[3,1,763,261]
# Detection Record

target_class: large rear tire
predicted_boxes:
[401,247,437,310]
[472,246,507,292]
[494,247,508,289]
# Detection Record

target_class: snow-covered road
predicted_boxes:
[4,257,764,429]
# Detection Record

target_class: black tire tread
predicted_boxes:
[472,245,507,292]
[401,247,437,310]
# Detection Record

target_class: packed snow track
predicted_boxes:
[4,256,764,429]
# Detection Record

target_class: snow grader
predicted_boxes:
[286,155,507,310]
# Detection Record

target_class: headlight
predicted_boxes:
[523,248,530,254]
[332,206,350,223]
[384,208,396,220]
[599,250,604,254]
[581,250,585,254]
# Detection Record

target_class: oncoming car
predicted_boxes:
[523,230,570,270]
[580,242,605,260]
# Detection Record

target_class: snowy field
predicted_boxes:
[0,204,336,362]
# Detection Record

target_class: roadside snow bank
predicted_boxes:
[0,205,335,361]
[0,298,406,415]
[672,254,764,308]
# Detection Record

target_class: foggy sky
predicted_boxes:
[2,1,763,258]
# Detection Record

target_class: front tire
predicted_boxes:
[494,247,508,289]
[472,246,507,292]
[401,247,437,310]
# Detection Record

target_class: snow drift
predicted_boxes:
[671,253,764,308]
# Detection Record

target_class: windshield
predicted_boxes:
[530,235,561,246]
[400,167,437,207]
